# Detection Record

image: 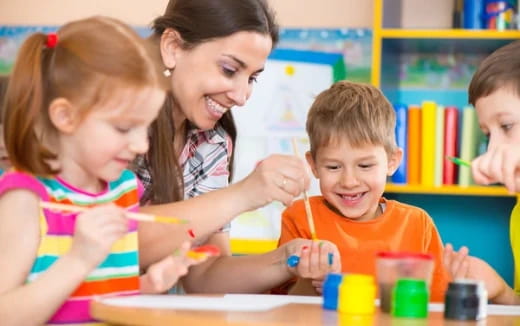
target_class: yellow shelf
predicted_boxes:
[381,29,520,39]
[230,238,277,255]
[385,184,516,197]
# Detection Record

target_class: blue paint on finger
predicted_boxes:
[287,255,300,267]
[328,253,333,266]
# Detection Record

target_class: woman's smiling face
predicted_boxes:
[163,30,272,130]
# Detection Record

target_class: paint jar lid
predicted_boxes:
[341,274,375,287]
[324,273,343,285]
[377,251,433,261]
[392,278,429,318]
[447,279,486,294]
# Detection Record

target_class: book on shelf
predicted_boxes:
[443,106,459,185]
[393,102,483,189]
[458,106,478,186]
[421,101,436,187]
[407,105,421,185]
[392,103,408,184]
[434,105,445,187]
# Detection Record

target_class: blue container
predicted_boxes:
[322,273,343,310]
[464,0,485,29]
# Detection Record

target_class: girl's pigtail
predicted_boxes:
[4,33,57,175]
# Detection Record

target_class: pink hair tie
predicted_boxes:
[45,33,58,48]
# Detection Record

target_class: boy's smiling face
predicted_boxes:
[306,139,401,222]
[475,87,520,149]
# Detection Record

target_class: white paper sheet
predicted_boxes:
[97,294,321,312]
[97,294,520,315]
[428,303,520,315]
[223,294,322,305]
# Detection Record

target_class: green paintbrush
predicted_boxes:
[446,156,471,167]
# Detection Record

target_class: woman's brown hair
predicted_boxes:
[143,0,279,204]
[4,16,164,176]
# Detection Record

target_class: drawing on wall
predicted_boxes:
[278,28,372,83]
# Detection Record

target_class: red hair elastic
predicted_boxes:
[46,33,58,48]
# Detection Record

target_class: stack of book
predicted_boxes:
[391,101,486,187]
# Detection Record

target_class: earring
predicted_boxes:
[163,68,172,77]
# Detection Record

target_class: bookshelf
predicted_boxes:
[385,184,515,197]
[372,0,519,287]
[380,29,520,39]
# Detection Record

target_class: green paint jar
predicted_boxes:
[391,278,428,318]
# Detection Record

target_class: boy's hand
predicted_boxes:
[70,204,128,270]
[286,239,341,280]
[471,143,520,193]
[140,241,209,294]
[443,243,510,302]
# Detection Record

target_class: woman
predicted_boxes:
[135,0,339,293]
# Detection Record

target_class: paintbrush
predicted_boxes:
[40,201,189,224]
[291,137,318,240]
[184,245,221,260]
[446,156,471,167]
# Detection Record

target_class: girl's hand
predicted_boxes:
[285,239,341,280]
[140,241,210,294]
[443,243,510,302]
[240,154,310,208]
[69,204,128,270]
[472,143,520,193]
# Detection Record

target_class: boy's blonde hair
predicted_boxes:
[469,40,520,105]
[306,80,397,157]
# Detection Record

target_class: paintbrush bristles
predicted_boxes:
[291,137,318,240]
[446,156,471,167]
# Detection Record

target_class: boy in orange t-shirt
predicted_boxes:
[277,81,450,301]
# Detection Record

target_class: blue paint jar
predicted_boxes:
[322,273,343,310]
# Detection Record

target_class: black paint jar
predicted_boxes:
[444,279,487,321]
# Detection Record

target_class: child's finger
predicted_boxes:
[443,243,454,270]
[472,152,495,185]
[318,242,339,274]
[296,246,311,277]
[311,277,324,294]
[331,250,341,273]
[317,242,330,273]
[514,176,520,194]
[472,161,492,185]
[502,150,520,192]
[308,241,321,276]
[450,246,469,279]
[458,258,470,279]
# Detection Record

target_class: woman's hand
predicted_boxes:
[239,154,310,208]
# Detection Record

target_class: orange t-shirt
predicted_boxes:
[278,196,449,302]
